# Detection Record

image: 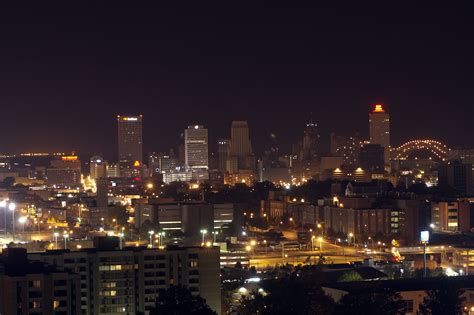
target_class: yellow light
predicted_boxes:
[245,245,252,252]
[146,183,154,189]
[372,104,385,113]
[250,240,257,246]
[317,237,323,243]
[205,241,212,247]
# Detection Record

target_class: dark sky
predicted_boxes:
[0,2,473,160]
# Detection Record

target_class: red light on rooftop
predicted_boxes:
[372,104,385,113]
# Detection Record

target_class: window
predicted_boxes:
[189,261,198,268]
[53,300,60,310]
[30,301,41,309]
[29,280,41,288]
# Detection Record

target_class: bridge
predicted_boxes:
[393,139,450,161]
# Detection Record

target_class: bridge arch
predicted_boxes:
[394,139,450,161]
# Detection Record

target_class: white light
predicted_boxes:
[8,203,16,211]
[18,216,27,224]
[0,200,6,208]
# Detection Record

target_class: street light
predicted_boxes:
[348,233,355,246]
[148,230,155,247]
[18,216,27,239]
[63,233,69,249]
[158,232,165,247]
[0,200,6,236]
[53,232,59,249]
[212,231,219,243]
[9,202,16,241]
[317,237,323,252]
[200,229,207,245]
[311,236,316,251]
[118,233,124,249]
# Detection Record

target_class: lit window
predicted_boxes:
[53,300,60,310]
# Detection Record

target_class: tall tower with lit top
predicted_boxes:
[369,104,390,164]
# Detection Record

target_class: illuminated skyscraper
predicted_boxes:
[117,115,143,165]
[369,104,390,163]
[217,139,229,172]
[90,155,107,179]
[300,119,319,161]
[184,125,209,170]
[229,121,253,157]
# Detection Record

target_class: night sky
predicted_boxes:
[0,3,473,159]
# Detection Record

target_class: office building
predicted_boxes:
[229,121,253,157]
[106,163,120,178]
[46,155,82,187]
[0,248,81,315]
[29,242,221,315]
[359,144,385,177]
[438,161,474,196]
[184,125,209,170]
[369,104,390,164]
[117,115,143,165]
[90,156,107,180]
[330,132,363,169]
[217,139,230,172]
[300,119,319,161]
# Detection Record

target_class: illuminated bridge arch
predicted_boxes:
[394,139,450,161]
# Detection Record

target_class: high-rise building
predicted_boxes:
[369,104,390,163]
[217,139,229,172]
[300,120,319,161]
[46,155,82,187]
[330,132,363,169]
[229,121,253,158]
[117,115,143,165]
[438,161,474,196]
[0,248,81,315]
[359,144,385,176]
[90,155,107,179]
[29,242,221,315]
[184,125,209,170]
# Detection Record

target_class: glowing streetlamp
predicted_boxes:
[18,216,27,237]
[348,233,355,246]
[0,200,6,236]
[9,202,16,241]
[148,230,155,247]
[311,235,316,251]
[118,232,124,249]
[317,237,323,252]
[200,229,207,245]
[212,231,219,243]
[63,233,69,249]
[53,232,59,249]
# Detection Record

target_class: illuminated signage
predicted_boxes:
[373,104,385,113]
[62,156,78,161]
[420,230,429,243]
[123,117,138,121]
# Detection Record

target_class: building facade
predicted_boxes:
[117,115,143,165]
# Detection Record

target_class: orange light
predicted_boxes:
[61,156,78,161]
[133,160,141,167]
[373,104,385,113]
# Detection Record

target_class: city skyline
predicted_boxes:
[0,3,472,156]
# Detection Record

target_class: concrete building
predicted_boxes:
[117,115,143,165]
[90,156,107,180]
[359,144,385,177]
[184,125,209,170]
[46,155,82,188]
[28,241,221,315]
[217,139,230,173]
[438,161,473,196]
[369,104,390,164]
[0,248,81,315]
[431,200,474,232]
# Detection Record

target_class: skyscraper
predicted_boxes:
[300,119,319,161]
[369,104,390,163]
[90,155,107,179]
[117,115,143,165]
[229,121,253,157]
[184,125,209,170]
[217,139,229,172]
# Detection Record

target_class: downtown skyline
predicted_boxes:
[0,3,472,157]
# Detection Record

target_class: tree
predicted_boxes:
[418,280,465,315]
[338,270,363,282]
[149,285,216,315]
[335,288,405,315]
